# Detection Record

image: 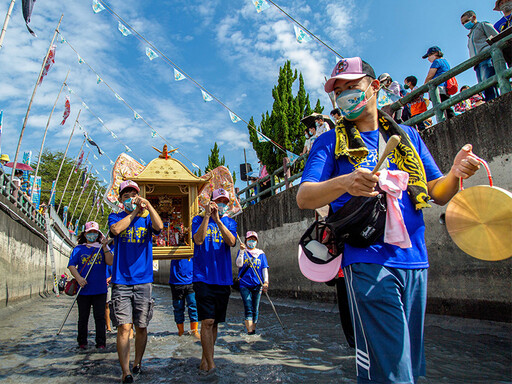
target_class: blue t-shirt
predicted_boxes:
[301,126,443,270]
[237,250,269,288]
[108,211,159,285]
[430,58,450,87]
[192,215,237,285]
[169,258,193,285]
[68,245,108,295]
[494,15,511,32]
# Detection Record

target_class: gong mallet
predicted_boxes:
[372,135,400,174]
[237,235,285,330]
[56,237,112,336]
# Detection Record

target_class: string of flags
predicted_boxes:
[89,0,301,160]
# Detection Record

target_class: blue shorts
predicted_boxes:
[343,263,427,384]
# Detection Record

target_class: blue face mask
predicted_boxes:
[85,233,98,243]
[217,203,228,216]
[247,240,257,249]
[123,197,136,212]
[464,21,475,30]
[336,83,374,120]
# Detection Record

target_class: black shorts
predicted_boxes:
[170,283,194,301]
[193,282,231,324]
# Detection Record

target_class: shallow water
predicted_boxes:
[0,286,510,383]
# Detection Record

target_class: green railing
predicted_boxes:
[0,172,46,230]
[391,32,512,125]
[237,153,307,206]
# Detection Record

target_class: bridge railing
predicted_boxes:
[390,31,512,125]
[0,171,46,230]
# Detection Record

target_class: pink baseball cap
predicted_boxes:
[324,57,376,93]
[212,188,229,201]
[246,231,258,240]
[119,180,140,196]
[85,221,100,233]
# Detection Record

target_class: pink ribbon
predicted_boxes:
[378,169,412,249]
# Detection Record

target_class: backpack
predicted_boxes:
[446,77,458,96]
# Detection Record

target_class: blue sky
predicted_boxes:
[0,0,501,190]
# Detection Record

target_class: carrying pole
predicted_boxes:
[11,14,63,182]
[0,0,15,49]
[31,70,70,199]
[237,235,284,330]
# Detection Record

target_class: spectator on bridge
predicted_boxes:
[67,221,113,350]
[298,56,481,383]
[454,85,485,114]
[169,258,200,339]
[404,75,428,131]
[378,73,404,123]
[315,115,331,137]
[108,180,164,383]
[301,125,317,156]
[236,231,269,335]
[461,10,499,102]
[422,46,456,119]
[330,108,342,123]
[192,188,237,376]
[0,154,9,173]
[494,0,512,32]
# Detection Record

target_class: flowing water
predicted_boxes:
[0,286,510,383]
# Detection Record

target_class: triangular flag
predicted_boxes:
[103,178,107,183]
[67,86,74,94]
[81,101,89,110]
[78,54,85,64]
[96,75,102,84]
[118,21,131,36]
[134,111,141,120]
[125,145,132,152]
[286,150,299,165]
[102,165,107,171]
[95,169,100,175]
[111,131,117,139]
[59,33,66,44]
[146,47,158,60]
[98,117,103,124]
[252,0,270,13]
[293,25,312,44]
[201,90,213,102]
[92,0,105,13]
[229,111,241,123]
[93,154,98,160]
[336,56,342,64]
[151,129,157,138]
[174,68,186,81]
[140,159,146,166]
[192,163,200,169]
[109,160,114,165]
[256,130,270,143]
[115,93,124,101]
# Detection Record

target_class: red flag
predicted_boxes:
[60,96,70,125]
[75,151,84,173]
[38,45,56,85]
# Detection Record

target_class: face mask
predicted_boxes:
[336,83,374,120]
[217,203,228,216]
[123,197,136,212]
[85,233,98,242]
[315,121,322,128]
[404,84,409,90]
[304,133,310,139]
[247,240,257,249]
[464,21,475,30]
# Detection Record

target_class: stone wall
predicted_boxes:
[230,92,512,322]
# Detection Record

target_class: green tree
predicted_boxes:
[33,150,110,231]
[204,142,226,174]
[247,61,323,174]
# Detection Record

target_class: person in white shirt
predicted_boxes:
[314,116,330,136]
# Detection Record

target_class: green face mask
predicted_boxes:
[404,84,409,90]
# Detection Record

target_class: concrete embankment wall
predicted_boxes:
[232,92,512,323]
[0,194,72,306]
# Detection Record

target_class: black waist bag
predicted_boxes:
[326,192,387,249]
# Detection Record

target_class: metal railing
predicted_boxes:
[237,153,307,206]
[391,32,512,125]
[0,171,46,229]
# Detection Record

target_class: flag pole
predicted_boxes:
[69,167,94,223]
[75,179,98,226]
[11,14,63,182]
[0,0,16,50]
[31,70,70,199]
[67,152,90,217]
[85,188,101,223]
[56,138,86,213]
[48,109,80,209]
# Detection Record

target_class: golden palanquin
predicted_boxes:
[131,150,208,260]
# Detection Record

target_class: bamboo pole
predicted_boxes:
[11,14,63,181]
[75,179,98,226]
[48,110,80,208]
[85,188,99,222]
[0,0,16,49]
[56,138,85,213]
[69,165,94,222]
[31,70,70,198]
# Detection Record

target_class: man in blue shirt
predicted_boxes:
[192,188,237,375]
[297,57,481,383]
[108,180,163,384]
